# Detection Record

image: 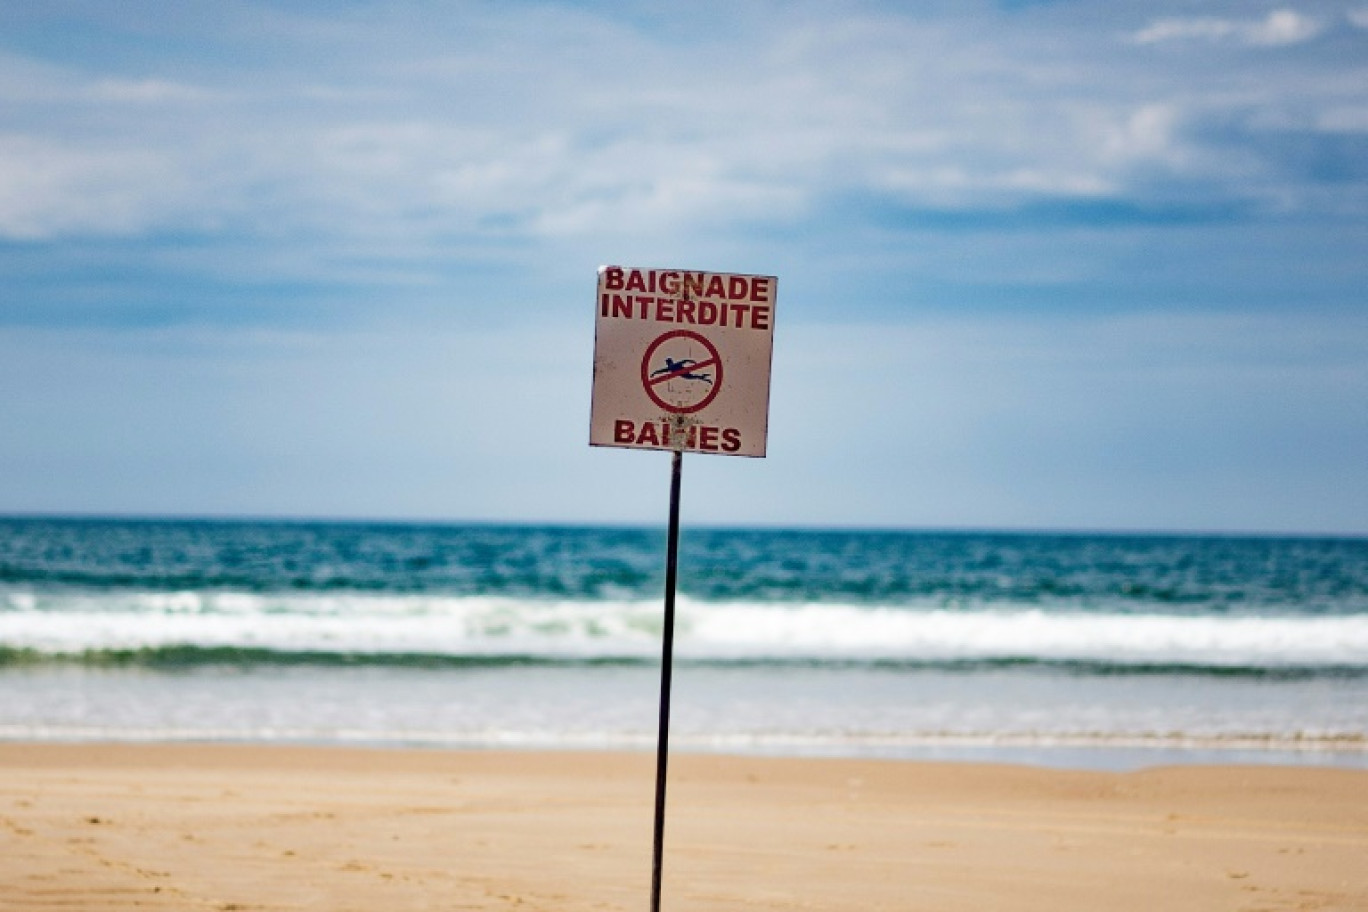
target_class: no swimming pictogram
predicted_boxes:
[641,330,723,414]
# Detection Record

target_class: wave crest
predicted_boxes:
[3,590,1366,670]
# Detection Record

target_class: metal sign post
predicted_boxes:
[589,265,776,911]
[650,448,683,912]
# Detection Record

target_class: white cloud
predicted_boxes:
[0,3,1360,255]
[1133,9,1323,46]
[1317,106,1368,131]
[1134,18,1238,44]
[0,135,192,239]
[0,53,217,105]
[1102,103,1183,163]
[1245,9,1324,44]
[87,78,218,104]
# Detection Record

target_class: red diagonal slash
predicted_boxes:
[649,356,719,386]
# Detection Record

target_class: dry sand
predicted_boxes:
[2,743,1365,911]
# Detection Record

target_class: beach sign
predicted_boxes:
[590,265,777,457]
[590,263,776,912]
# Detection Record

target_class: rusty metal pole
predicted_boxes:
[650,448,683,912]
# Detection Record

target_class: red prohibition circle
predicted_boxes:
[640,330,724,414]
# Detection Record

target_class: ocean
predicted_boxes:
[2,517,1366,770]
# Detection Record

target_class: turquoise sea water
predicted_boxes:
[2,518,1366,769]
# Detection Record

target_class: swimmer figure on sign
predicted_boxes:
[650,357,712,385]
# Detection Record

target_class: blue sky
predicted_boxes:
[1,0,1365,533]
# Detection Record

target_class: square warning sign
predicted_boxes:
[590,265,777,458]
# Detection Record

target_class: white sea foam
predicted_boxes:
[3,589,1367,666]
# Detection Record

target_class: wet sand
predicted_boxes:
[2,743,1365,911]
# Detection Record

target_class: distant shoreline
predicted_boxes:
[2,731,1367,773]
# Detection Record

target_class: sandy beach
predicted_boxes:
[1,744,1364,911]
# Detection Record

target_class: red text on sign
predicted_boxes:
[603,267,772,303]
[600,294,771,331]
[613,419,742,453]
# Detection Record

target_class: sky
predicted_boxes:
[1,0,1366,534]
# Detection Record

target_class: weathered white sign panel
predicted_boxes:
[590,265,777,457]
